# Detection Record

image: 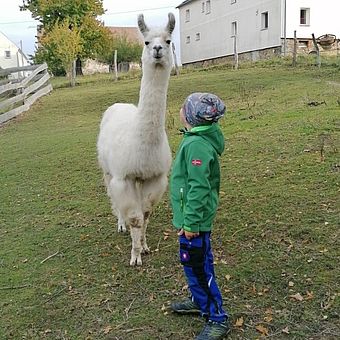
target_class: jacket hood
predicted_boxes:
[184,123,225,155]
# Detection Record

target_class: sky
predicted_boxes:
[0,0,181,57]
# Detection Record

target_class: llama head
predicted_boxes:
[138,13,176,70]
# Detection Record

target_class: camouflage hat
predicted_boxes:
[183,92,226,127]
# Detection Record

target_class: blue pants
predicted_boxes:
[179,232,227,322]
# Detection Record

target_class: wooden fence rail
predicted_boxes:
[0,63,52,124]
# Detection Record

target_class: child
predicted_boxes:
[170,93,230,339]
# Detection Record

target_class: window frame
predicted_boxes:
[231,21,237,37]
[300,8,310,26]
[261,11,269,30]
[4,50,11,59]
[185,8,190,22]
[206,0,211,14]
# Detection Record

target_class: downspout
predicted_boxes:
[283,0,287,56]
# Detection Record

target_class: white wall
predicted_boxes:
[179,0,282,65]
[0,32,29,70]
[285,0,340,39]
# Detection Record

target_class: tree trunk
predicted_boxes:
[76,57,83,76]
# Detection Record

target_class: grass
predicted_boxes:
[0,60,339,339]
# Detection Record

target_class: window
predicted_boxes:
[231,21,237,36]
[300,8,310,25]
[186,36,191,44]
[261,11,269,29]
[202,2,205,12]
[206,0,211,14]
[196,33,201,41]
[4,50,11,59]
[231,0,237,4]
[185,9,190,22]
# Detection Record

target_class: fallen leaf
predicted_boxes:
[256,324,269,336]
[103,326,112,334]
[264,308,272,315]
[305,291,314,300]
[225,274,231,281]
[264,315,273,322]
[288,281,294,287]
[282,326,290,334]
[290,293,304,301]
[235,317,244,327]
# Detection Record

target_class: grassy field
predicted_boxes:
[0,60,339,339]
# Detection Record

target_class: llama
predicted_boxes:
[97,13,175,266]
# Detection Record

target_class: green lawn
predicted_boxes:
[0,61,339,339]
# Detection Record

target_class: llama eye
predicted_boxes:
[145,41,150,46]
[166,40,171,44]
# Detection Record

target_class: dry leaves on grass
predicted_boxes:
[235,316,244,327]
[256,324,269,336]
[290,292,304,301]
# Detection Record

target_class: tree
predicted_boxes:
[97,34,143,67]
[41,19,82,86]
[21,0,111,76]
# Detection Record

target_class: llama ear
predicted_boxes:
[137,14,149,35]
[166,12,176,35]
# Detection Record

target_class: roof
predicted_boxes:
[176,0,196,9]
[107,27,143,43]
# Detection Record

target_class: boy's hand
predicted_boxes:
[178,229,199,240]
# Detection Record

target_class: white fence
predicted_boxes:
[0,63,52,124]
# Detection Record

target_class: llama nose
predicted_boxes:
[153,45,162,52]
[153,45,163,57]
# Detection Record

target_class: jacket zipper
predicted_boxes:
[180,188,184,212]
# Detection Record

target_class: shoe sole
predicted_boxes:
[172,309,201,314]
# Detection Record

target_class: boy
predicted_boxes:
[170,93,230,339]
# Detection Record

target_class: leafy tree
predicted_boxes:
[40,19,82,85]
[98,34,143,66]
[21,0,111,74]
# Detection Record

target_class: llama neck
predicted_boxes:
[136,66,170,142]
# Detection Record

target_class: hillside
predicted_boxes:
[0,61,339,339]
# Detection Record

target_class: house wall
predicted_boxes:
[178,0,340,65]
[285,0,340,39]
[179,0,282,65]
[0,32,29,70]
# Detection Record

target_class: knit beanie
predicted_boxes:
[183,92,226,127]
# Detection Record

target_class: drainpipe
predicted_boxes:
[283,0,287,56]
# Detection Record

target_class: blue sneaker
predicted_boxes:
[195,320,230,339]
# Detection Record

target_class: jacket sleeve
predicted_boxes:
[183,140,213,232]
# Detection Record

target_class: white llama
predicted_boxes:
[97,13,175,266]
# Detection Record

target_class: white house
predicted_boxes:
[177,0,340,66]
[0,31,30,71]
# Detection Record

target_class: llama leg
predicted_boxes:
[109,177,144,265]
[117,211,126,232]
[141,211,150,254]
[141,174,168,253]
[130,217,144,266]
[108,177,139,234]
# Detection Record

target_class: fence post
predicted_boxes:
[113,50,118,81]
[172,42,179,76]
[233,35,239,70]
[311,34,321,68]
[292,30,297,67]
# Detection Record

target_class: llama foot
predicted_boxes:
[130,253,142,266]
[117,222,126,232]
[142,244,150,254]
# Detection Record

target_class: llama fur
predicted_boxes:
[97,13,175,266]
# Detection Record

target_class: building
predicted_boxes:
[176,0,340,66]
[0,31,30,71]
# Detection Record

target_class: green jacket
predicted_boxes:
[170,123,225,233]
